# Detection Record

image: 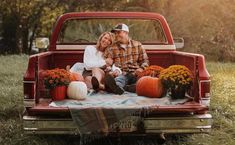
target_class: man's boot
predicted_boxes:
[124,84,136,93]
[104,74,124,95]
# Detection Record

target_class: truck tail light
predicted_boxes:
[24,81,35,99]
[23,81,36,107]
[200,80,211,106]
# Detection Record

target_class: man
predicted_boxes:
[103,23,149,95]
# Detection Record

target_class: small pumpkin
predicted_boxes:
[69,72,84,82]
[67,81,87,100]
[136,76,163,98]
[137,65,164,79]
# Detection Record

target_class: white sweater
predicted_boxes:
[83,45,106,70]
[83,45,121,73]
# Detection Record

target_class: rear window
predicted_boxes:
[57,18,167,44]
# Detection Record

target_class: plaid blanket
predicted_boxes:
[70,107,142,134]
[49,92,189,134]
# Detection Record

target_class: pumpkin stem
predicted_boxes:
[66,65,71,71]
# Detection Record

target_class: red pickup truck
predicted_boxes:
[23,12,212,136]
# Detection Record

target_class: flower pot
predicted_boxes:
[170,87,186,99]
[50,86,67,101]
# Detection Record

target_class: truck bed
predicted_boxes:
[27,50,204,101]
[24,50,209,114]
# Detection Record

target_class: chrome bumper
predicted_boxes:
[144,114,212,134]
[23,114,212,134]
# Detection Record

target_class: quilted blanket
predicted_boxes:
[49,92,188,134]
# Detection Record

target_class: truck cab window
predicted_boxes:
[57,19,167,45]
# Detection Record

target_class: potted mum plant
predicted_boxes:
[43,68,71,100]
[159,65,193,99]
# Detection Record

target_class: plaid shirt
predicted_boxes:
[104,39,149,73]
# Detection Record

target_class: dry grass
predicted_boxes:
[0,55,235,145]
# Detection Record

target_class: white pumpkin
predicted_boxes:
[67,81,87,100]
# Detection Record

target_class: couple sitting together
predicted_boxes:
[70,23,149,95]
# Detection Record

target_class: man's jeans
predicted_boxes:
[115,73,137,89]
[115,74,127,88]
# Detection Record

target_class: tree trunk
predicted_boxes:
[2,14,18,54]
[16,25,23,54]
[28,24,38,54]
[22,27,29,54]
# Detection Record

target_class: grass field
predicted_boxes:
[0,55,234,145]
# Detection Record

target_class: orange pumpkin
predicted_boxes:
[69,72,84,82]
[137,65,164,79]
[136,76,163,98]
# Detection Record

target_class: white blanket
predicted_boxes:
[49,92,189,109]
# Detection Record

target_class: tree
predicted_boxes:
[0,0,65,54]
[0,0,169,54]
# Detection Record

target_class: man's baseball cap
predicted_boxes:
[111,23,129,33]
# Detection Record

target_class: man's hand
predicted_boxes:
[135,68,144,76]
[105,58,113,66]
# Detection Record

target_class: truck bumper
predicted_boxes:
[23,114,212,135]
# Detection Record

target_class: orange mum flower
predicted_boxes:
[43,68,71,89]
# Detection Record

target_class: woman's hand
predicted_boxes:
[109,69,121,77]
[104,66,112,72]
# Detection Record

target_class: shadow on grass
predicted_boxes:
[14,134,189,145]
[0,107,23,121]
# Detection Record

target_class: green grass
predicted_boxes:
[0,55,28,119]
[184,62,235,145]
[0,55,235,145]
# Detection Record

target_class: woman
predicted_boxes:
[82,32,121,91]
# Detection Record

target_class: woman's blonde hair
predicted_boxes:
[96,32,114,52]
